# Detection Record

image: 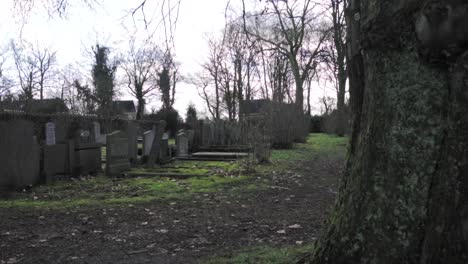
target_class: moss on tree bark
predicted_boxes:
[305,0,468,263]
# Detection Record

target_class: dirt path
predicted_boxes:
[0,151,344,264]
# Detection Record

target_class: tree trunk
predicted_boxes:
[307,0,468,263]
[335,74,346,136]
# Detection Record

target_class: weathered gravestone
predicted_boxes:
[43,143,72,182]
[45,122,56,145]
[93,122,106,144]
[202,121,212,147]
[186,129,195,150]
[106,131,130,177]
[160,133,170,160]
[73,126,101,176]
[147,121,166,167]
[176,130,189,157]
[143,128,156,156]
[0,120,40,190]
[127,121,138,164]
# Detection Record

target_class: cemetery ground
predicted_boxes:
[0,133,347,264]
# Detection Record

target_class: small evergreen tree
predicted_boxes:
[185,103,198,128]
[92,44,116,119]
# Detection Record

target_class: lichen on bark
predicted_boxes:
[305,0,468,263]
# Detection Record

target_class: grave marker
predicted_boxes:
[127,121,138,164]
[0,120,40,189]
[176,130,189,157]
[147,121,166,167]
[45,122,56,145]
[106,131,130,177]
[143,128,156,156]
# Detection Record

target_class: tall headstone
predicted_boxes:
[93,122,101,143]
[45,122,56,145]
[43,143,69,182]
[176,131,189,157]
[0,120,40,189]
[126,121,138,164]
[186,129,195,150]
[143,128,156,156]
[147,121,166,167]
[106,131,130,177]
[160,133,169,160]
[202,121,211,146]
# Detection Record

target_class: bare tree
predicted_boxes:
[13,0,98,18]
[11,41,39,109]
[56,63,88,114]
[242,0,329,110]
[32,46,57,100]
[121,39,161,119]
[199,36,225,120]
[319,95,335,115]
[320,0,347,134]
[190,73,218,120]
[0,46,13,100]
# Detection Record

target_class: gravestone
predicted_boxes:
[54,119,68,143]
[106,131,130,177]
[143,128,156,156]
[176,131,189,157]
[43,143,70,182]
[202,121,211,146]
[75,144,101,175]
[73,126,101,176]
[45,122,56,145]
[147,121,166,167]
[127,121,138,164]
[186,129,195,150]
[160,133,169,160]
[93,122,104,144]
[0,120,40,189]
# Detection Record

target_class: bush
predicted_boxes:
[143,107,182,137]
[321,105,351,136]
[310,115,323,133]
[259,102,309,149]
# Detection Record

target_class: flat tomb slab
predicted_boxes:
[191,152,249,159]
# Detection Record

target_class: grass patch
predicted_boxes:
[0,133,345,210]
[0,160,257,209]
[169,138,175,145]
[270,133,347,162]
[202,244,314,264]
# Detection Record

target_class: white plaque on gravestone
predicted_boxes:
[45,122,56,145]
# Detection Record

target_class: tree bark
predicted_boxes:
[307,0,468,263]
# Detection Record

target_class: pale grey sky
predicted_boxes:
[0,0,330,116]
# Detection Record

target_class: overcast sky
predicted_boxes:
[0,0,330,116]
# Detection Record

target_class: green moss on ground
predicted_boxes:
[202,244,314,264]
[270,133,347,162]
[0,161,256,209]
[0,133,344,210]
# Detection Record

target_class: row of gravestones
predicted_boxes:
[106,122,170,176]
[0,119,170,190]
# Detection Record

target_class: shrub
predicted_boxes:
[259,102,309,149]
[310,115,323,133]
[321,105,351,136]
[143,107,182,137]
